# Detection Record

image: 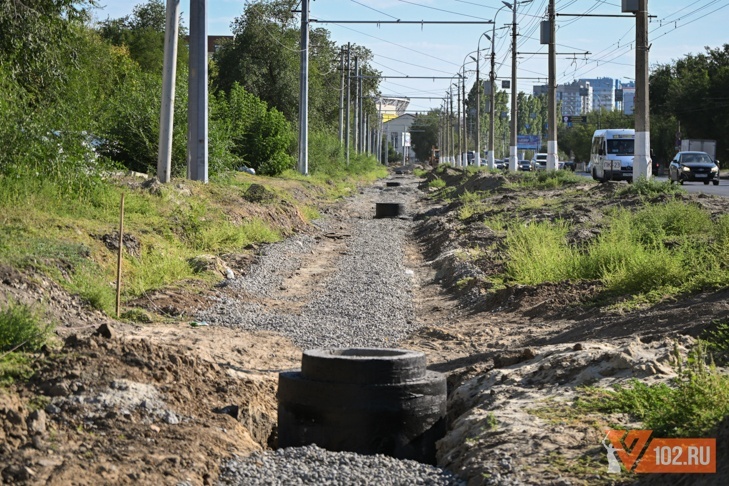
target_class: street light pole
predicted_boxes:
[509,2,518,172]
[474,33,490,167]
[633,0,651,180]
[457,76,462,166]
[546,0,558,171]
[489,4,510,170]
[506,0,533,172]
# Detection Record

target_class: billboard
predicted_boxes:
[517,135,540,150]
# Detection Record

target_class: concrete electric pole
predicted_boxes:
[157,0,180,184]
[546,0,558,171]
[632,0,651,180]
[297,0,309,175]
[188,0,208,182]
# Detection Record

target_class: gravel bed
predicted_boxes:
[196,183,418,350]
[216,445,465,486]
[201,179,464,484]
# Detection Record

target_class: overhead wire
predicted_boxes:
[556,0,729,82]
[348,0,400,20]
[321,20,461,68]
[395,0,492,21]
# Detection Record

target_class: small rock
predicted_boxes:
[94,323,116,339]
[45,403,61,415]
[27,410,47,435]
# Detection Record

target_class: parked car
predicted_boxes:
[531,153,547,171]
[668,151,719,185]
[562,160,576,171]
[519,160,531,171]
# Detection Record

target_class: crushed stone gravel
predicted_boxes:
[199,178,463,484]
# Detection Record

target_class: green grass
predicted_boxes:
[576,343,729,437]
[0,299,54,353]
[500,201,729,303]
[428,177,446,189]
[506,220,578,284]
[0,163,385,320]
[700,319,729,365]
[0,299,55,386]
[616,178,685,197]
[505,170,585,190]
[413,168,428,177]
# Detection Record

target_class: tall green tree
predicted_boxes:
[0,0,96,96]
[98,0,187,73]
[650,44,729,164]
[213,0,379,131]
[410,111,441,162]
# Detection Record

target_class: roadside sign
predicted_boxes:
[562,115,587,124]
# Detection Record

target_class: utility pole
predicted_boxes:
[633,0,651,180]
[188,0,208,182]
[450,87,455,164]
[354,56,359,154]
[488,4,510,170]
[377,98,383,163]
[297,0,309,175]
[364,113,369,154]
[463,74,468,165]
[509,2,518,173]
[546,0,558,171]
[475,55,480,166]
[358,67,364,153]
[457,79,462,166]
[157,0,180,184]
[345,43,351,164]
[489,32,497,170]
[338,47,345,144]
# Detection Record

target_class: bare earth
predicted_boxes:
[1,168,728,485]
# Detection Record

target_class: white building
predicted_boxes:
[557,80,593,116]
[382,114,415,160]
[580,77,615,111]
[621,82,636,115]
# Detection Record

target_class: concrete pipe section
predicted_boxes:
[277,348,446,464]
[375,202,404,218]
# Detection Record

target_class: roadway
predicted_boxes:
[574,171,729,197]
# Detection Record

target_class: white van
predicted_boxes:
[589,129,634,182]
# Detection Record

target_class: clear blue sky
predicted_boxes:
[94,0,729,113]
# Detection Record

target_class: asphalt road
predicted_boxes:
[574,171,729,197]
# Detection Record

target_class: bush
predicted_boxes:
[0,299,54,353]
[307,129,343,176]
[578,343,729,437]
[211,83,295,176]
[506,220,577,284]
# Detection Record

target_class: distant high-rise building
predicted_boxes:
[533,77,634,117]
[579,77,615,111]
[621,81,636,115]
[557,80,592,117]
[532,85,549,97]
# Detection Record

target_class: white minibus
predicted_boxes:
[589,129,634,182]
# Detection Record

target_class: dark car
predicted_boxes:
[669,151,720,185]
[562,160,576,171]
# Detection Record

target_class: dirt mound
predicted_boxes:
[1,325,279,485]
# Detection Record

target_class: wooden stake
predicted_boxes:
[115,193,125,318]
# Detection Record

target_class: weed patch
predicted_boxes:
[576,343,729,437]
